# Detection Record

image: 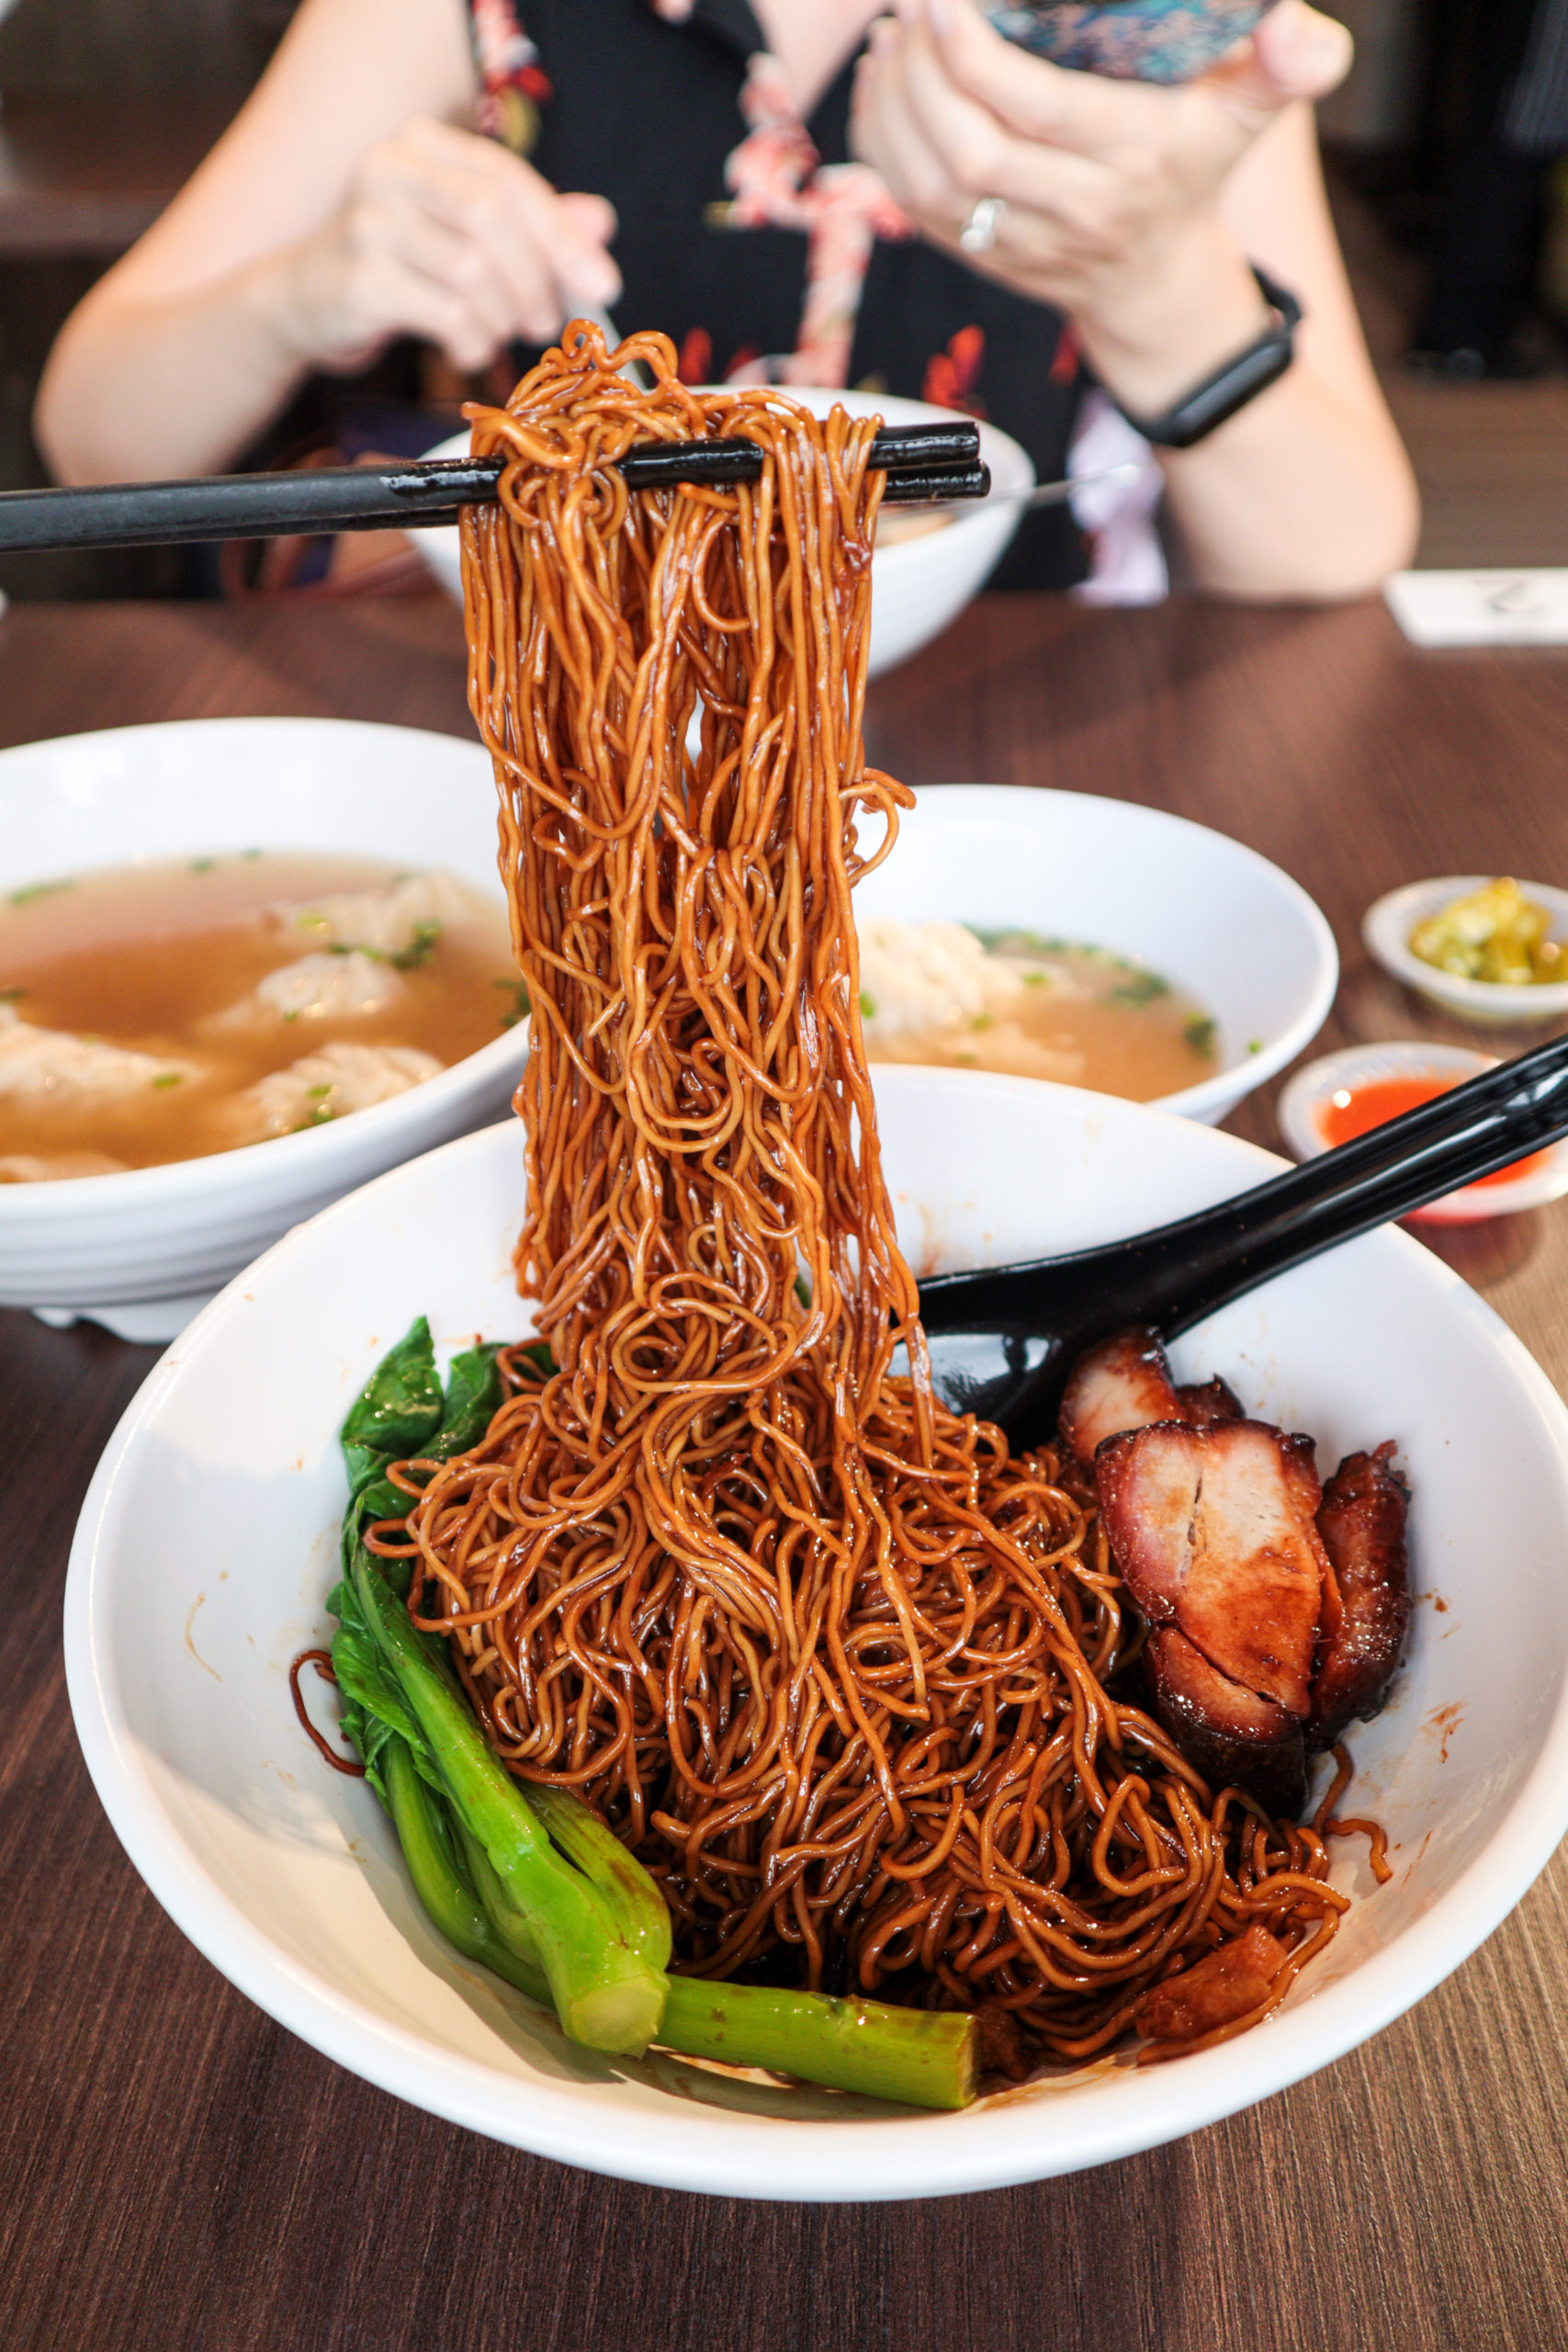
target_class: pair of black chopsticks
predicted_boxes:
[0,423,987,555]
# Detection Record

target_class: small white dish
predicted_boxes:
[411,391,1036,679]
[854,785,1337,1125]
[0,717,525,1339]
[1363,876,1568,1027]
[65,1071,1568,2199]
[1278,1041,1568,1225]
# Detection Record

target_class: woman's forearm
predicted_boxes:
[1072,207,1418,601]
[36,251,313,485]
[1152,366,1418,600]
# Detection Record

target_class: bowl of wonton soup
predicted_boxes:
[0,717,526,1340]
[852,786,1337,1125]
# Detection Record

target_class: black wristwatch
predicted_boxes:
[1110,266,1303,451]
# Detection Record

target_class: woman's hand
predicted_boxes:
[275,115,622,375]
[852,0,1352,413]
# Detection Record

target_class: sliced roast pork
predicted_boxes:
[1147,1627,1307,1816]
[1134,1921,1288,2044]
[1096,1419,1329,1718]
[1058,1326,1184,1466]
[1055,1325,1412,1815]
[1097,1418,1335,1814]
[1176,1375,1244,1429]
[1312,1442,1411,1748]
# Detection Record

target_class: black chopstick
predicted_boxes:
[0,423,986,554]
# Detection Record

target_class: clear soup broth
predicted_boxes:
[0,851,522,1180]
[858,921,1219,1099]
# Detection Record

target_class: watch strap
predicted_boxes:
[1112,266,1303,452]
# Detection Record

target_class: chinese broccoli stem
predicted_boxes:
[382,1736,548,2007]
[520,1782,671,1973]
[352,1547,665,2056]
[455,1795,976,2109]
[659,1977,978,2110]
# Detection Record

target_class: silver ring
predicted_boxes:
[959,196,1006,255]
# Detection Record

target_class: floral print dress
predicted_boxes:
[467,0,1142,592]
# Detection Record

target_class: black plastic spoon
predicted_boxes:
[917,1030,1568,1445]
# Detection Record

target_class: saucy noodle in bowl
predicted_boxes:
[0,718,529,1339]
[65,1075,1568,2199]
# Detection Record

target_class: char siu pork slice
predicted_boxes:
[1146,1627,1307,1817]
[1312,1442,1411,1749]
[1134,1921,1289,2045]
[1096,1419,1331,1719]
[1058,1326,1184,1466]
[1177,1375,1244,1429]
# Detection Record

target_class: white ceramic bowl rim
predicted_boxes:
[64,1087,1568,2200]
[0,1023,524,1216]
[859,784,1338,1125]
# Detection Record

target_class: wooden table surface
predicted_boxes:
[4,591,1568,2351]
[0,95,240,259]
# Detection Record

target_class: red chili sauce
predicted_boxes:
[1318,1074,1547,1188]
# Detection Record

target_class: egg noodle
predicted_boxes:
[372,324,1353,2060]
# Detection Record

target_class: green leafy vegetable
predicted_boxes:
[152,1072,182,1090]
[348,1540,665,2052]
[318,1324,979,2104]
[381,1736,547,2003]
[859,991,876,1020]
[425,1341,504,1461]
[338,1315,444,1500]
[1183,1014,1216,1056]
[8,878,71,907]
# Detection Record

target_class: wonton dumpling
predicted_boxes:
[0,1003,196,1099]
[279,870,481,957]
[0,1150,128,1181]
[214,947,405,1028]
[240,1040,443,1139]
[855,919,1029,1043]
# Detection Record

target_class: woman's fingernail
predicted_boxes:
[1269,4,1350,83]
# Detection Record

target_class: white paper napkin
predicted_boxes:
[1385,568,1568,646]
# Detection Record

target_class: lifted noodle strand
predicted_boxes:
[394,323,1347,2054]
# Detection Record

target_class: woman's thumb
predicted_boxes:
[1205,1,1353,130]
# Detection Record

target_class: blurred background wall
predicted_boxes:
[0,0,1561,594]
